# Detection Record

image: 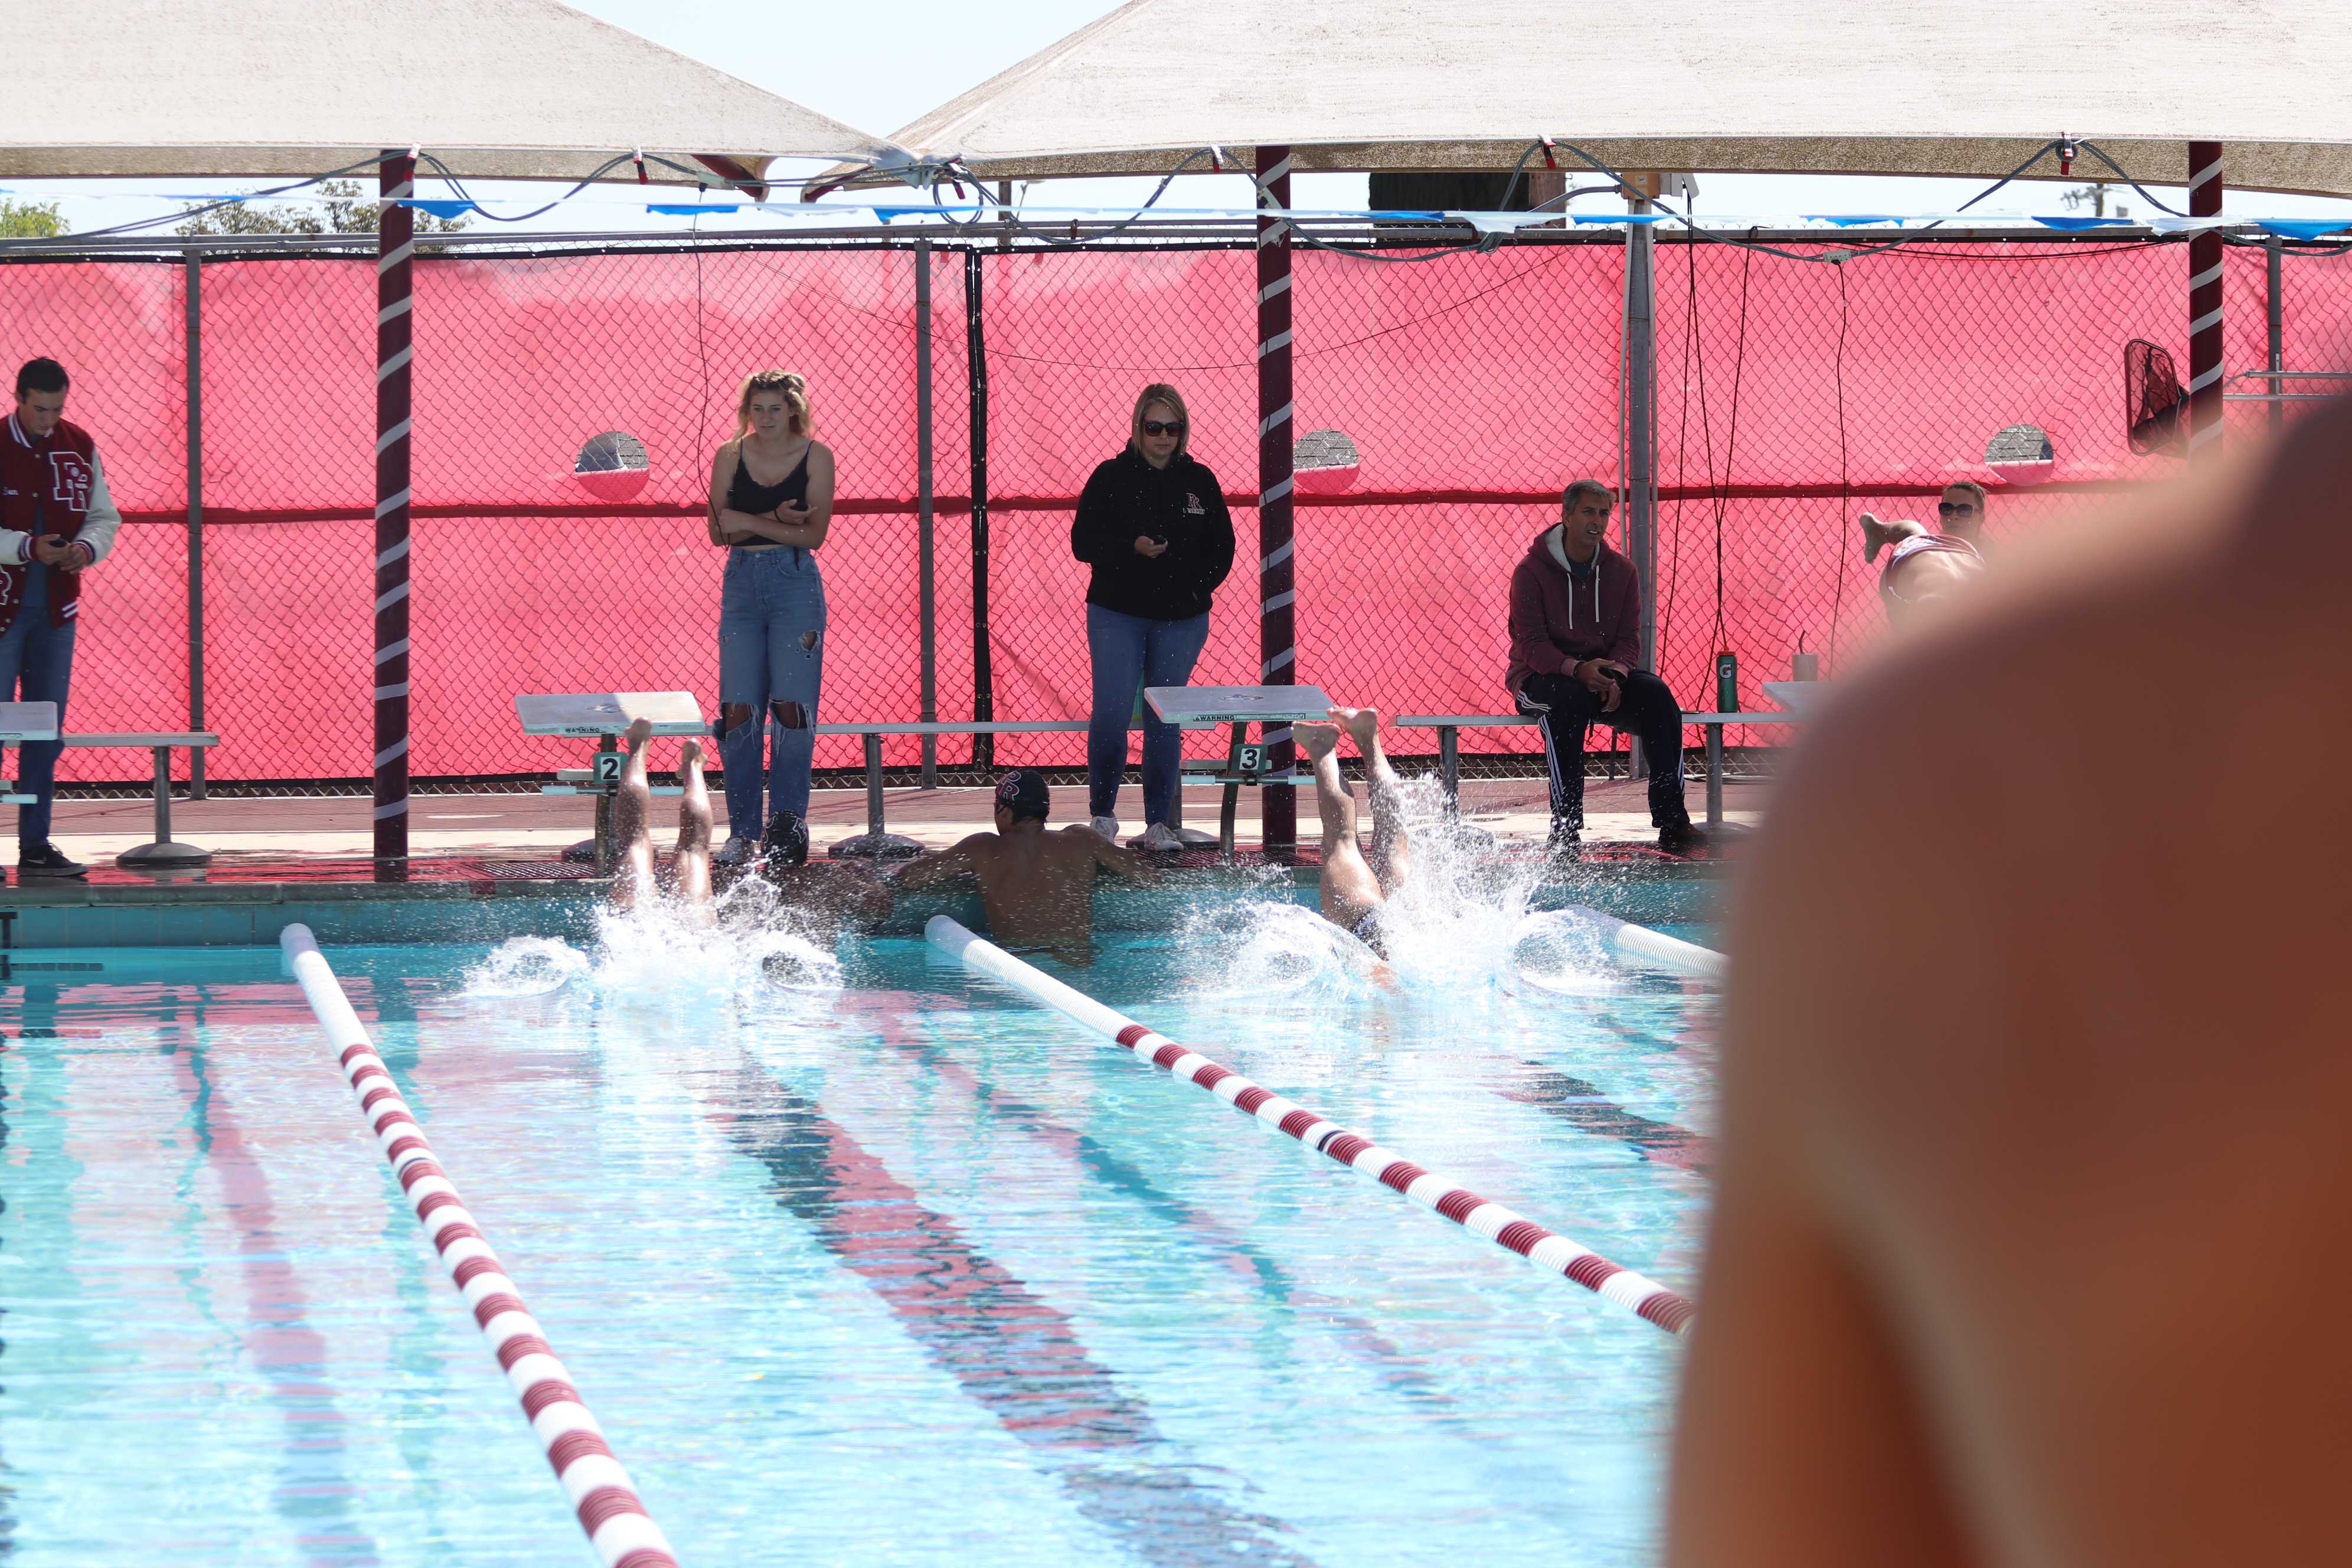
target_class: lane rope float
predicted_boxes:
[1554,904,1726,981]
[280,924,682,1568]
[926,916,1694,1336]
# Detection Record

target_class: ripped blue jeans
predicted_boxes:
[718,546,825,835]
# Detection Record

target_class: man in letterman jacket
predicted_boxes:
[1505,479,1706,854]
[1,358,123,880]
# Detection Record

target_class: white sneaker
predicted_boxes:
[1132,822,1186,852]
[713,835,759,866]
[1089,815,1120,841]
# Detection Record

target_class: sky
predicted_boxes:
[11,0,2351,239]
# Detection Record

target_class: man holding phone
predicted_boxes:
[1506,479,1705,853]
[2,357,122,879]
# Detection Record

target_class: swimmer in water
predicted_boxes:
[887,768,1155,964]
[1859,483,1990,622]
[609,717,715,922]
[1296,707,1411,957]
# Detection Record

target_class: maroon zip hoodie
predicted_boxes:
[1504,526,1642,700]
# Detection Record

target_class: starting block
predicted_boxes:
[0,701,60,806]
[1145,684,1332,859]
[514,692,705,874]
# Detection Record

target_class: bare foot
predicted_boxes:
[1296,721,1340,760]
[1331,706,1381,752]
[624,717,655,750]
[680,737,704,770]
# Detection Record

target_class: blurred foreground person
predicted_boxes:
[1671,403,2352,1566]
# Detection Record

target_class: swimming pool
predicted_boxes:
[0,894,1717,1565]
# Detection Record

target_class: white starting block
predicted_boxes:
[515,692,704,873]
[0,701,60,807]
[1145,684,1334,859]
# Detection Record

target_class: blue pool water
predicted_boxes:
[0,893,1717,1566]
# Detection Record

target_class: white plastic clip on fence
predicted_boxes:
[926,916,1695,1335]
[279,925,682,1568]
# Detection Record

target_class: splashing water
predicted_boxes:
[1504,909,1625,998]
[460,872,844,1005]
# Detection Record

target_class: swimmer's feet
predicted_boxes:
[624,716,654,750]
[680,737,704,772]
[1295,721,1340,760]
[1331,706,1381,752]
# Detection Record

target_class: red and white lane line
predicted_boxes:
[925,917,1695,1337]
[280,925,681,1568]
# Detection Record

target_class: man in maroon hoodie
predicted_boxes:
[1506,481,1704,852]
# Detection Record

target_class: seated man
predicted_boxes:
[1858,482,1990,622]
[1296,707,1411,955]
[1507,479,1707,852]
[888,768,1154,963]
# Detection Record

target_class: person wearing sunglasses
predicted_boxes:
[1069,382,1236,851]
[1858,482,1990,622]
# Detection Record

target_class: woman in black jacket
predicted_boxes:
[1069,383,1236,850]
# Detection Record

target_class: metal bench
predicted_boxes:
[1,707,223,867]
[1394,710,1807,828]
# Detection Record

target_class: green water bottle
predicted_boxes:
[1715,651,1739,713]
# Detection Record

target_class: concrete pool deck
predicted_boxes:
[29,774,1769,869]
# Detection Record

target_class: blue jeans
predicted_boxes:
[718,547,826,833]
[1086,605,1210,825]
[0,566,76,848]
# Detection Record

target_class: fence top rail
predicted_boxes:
[0,220,2319,266]
[1397,712,1802,727]
[815,720,1087,736]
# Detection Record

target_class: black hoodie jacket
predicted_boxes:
[1069,447,1236,620]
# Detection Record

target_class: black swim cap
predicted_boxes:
[762,809,810,867]
[994,769,1051,822]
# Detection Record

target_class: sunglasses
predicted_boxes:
[1141,420,1185,436]
[1937,501,1979,517]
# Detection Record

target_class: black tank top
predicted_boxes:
[728,442,812,517]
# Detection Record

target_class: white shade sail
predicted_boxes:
[0,0,889,185]
[879,0,2352,198]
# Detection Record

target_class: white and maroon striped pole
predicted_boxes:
[1255,145,1299,854]
[927,917,1694,1335]
[2187,142,2226,462]
[280,925,680,1567]
[374,152,414,863]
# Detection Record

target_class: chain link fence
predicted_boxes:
[6,229,2348,796]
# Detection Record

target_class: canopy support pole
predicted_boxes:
[965,250,994,772]
[2187,142,2224,462]
[184,247,206,800]
[916,239,937,789]
[1255,146,1298,854]
[374,152,414,868]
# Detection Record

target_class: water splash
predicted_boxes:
[1504,909,1625,998]
[460,873,845,1005]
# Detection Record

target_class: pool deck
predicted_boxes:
[0,776,1758,946]
[28,774,1766,870]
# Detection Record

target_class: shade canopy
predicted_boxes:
[879,0,2352,198]
[0,0,888,185]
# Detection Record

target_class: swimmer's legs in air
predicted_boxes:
[612,718,658,912]
[1298,721,1384,931]
[673,737,715,918]
[1335,705,1412,895]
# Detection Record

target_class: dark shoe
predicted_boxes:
[1657,819,1710,856]
[1546,819,1583,852]
[762,811,811,868]
[18,841,88,878]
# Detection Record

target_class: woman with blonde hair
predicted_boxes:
[1069,383,1236,850]
[706,370,835,865]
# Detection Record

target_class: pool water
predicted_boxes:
[0,895,1717,1566]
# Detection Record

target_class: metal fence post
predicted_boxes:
[2266,233,2284,437]
[965,250,995,772]
[1622,187,1660,782]
[915,240,937,788]
[184,248,206,799]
